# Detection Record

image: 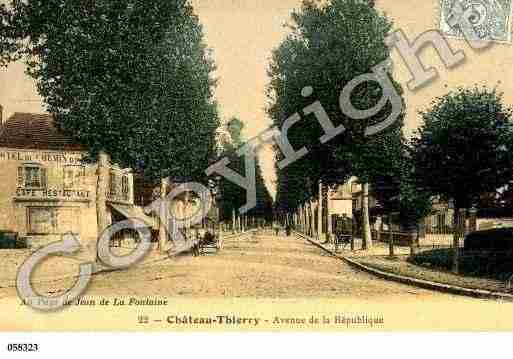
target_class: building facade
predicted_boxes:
[0,112,141,249]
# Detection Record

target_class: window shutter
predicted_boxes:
[79,166,86,185]
[17,167,24,187]
[64,168,71,188]
[122,176,130,200]
[110,172,117,195]
[40,167,47,188]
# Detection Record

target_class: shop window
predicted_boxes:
[63,165,85,189]
[28,207,80,235]
[28,208,58,234]
[18,165,47,189]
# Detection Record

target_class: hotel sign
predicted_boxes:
[0,150,84,165]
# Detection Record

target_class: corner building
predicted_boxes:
[0,112,149,249]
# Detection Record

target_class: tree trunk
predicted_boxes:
[309,200,316,237]
[452,206,466,274]
[96,151,110,259]
[318,181,323,241]
[302,204,306,233]
[306,201,312,236]
[351,213,356,251]
[158,177,169,253]
[388,215,395,258]
[303,204,308,234]
[297,206,301,231]
[297,207,300,232]
[300,206,303,232]
[376,217,381,243]
[418,218,427,242]
[232,209,236,233]
[304,203,308,235]
[300,204,305,233]
[216,198,222,246]
[305,203,309,235]
[184,191,191,240]
[361,183,372,250]
[410,225,418,257]
[326,188,333,244]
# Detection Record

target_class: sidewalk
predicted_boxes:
[296,232,513,300]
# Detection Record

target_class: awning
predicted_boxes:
[110,204,157,229]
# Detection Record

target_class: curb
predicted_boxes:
[294,231,513,302]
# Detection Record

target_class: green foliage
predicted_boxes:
[267,0,406,212]
[0,0,219,183]
[372,138,433,229]
[412,86,513,209]
[465,228,513,251]
[219,117,273,222]
[411,248,513,281]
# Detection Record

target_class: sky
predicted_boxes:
[1,0,513,197]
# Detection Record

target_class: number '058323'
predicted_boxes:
[7,343,39,352]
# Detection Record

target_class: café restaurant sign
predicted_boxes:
[0,150,84,165]
[16,188,91,201]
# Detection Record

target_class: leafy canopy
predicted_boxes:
[0,0,219,182]
[267,0,405,210]
[219,117,273,222]
[412,86,513,208]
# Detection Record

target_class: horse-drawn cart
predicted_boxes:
[332,214,353,252]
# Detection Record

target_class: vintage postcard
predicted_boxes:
[0,0,513,354]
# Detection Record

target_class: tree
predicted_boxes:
[267,0,405,250]
[0,0,220,237]
[372,138,433,256]
[412,86,513,273]
[219,117,273,229]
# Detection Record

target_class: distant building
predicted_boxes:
[329,178,356,218]
[329,178,377,218]
[0,111,152,249]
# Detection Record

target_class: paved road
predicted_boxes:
[0,231,461,300]
[5,231,513,331]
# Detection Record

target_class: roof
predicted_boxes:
[0,113,85,151]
